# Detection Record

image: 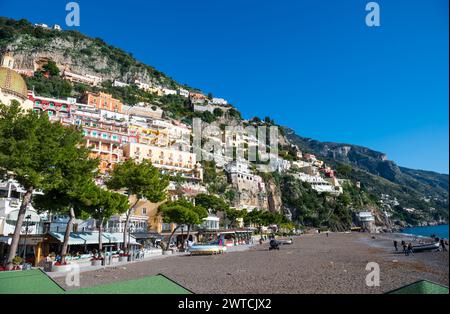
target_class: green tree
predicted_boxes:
[42,60,60,77]
[158,198,208,250]
[0,101,98,268]
[82,185,129,253]
[336,163,352,177]
[225,208,247,228]
[201,111,215,123]
[33,185,91,264]
[244,210,264,233]
[213,108,223,117]
[194,193,229,213]
[227,108,242,120]
[106,159,169,252]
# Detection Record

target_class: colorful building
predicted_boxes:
[28,91,73,121]
[81,91,123,113]
[122,142,202,181]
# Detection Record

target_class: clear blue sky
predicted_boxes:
[1,0,448,173]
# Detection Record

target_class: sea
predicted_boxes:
[401,224,449,240]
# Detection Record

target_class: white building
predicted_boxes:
[113,80,129,88]
[34,23,49,29]
[162,88,177,96]
[178,88,190,98]
[212,97,228,106]
[201,215,220,230]
[123,103,163,119]
[0,181,44,237]
[62,70,102,86]
[293,173,342,195]
[134,80,151,91]
[356,211,376,233]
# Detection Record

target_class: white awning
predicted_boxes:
[48,232,138,245]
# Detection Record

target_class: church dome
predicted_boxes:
[0,67,28,100]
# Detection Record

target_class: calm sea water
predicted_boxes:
[402,224,449,239]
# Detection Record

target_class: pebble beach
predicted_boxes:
[56,232,449,294]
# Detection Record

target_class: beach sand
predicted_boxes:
[55,232,449,294]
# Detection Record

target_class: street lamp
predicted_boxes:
[22,214,32,265]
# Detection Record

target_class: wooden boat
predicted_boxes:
[412,242,440,252]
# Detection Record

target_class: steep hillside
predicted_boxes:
[285,128,449,224]
[0,17,186,90]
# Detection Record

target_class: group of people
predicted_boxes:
[393,240,414,256]
[393,237,448,256]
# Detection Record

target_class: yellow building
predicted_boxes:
[123,142,203,181]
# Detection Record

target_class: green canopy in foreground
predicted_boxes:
[387,280,449,294]
[0,269,190,294]
[68,274,191,294]
[0,269,64,294]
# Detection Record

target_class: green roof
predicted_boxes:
[0,270,190,294]
[0,269,64,294]
[387,280,449,294]
[68,274,191,294]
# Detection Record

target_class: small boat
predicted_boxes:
[189,244,226,255]
[412,242,440,252]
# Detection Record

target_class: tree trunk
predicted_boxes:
[122,211,130,252]
[184,225,191,250]
[5,187,33,270]
[122,199,139,253]
[98,218,104,254]
[166,225,180,251]
[60,207,75,264]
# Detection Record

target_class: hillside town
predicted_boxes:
[0,12,448,297]
[1,49,375,270]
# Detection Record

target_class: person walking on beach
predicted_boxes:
[401,240,407,255]
[407,243,414,256]
[440,239,447,252]
[393,240,398,252]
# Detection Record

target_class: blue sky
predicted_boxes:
[1,0,448,173]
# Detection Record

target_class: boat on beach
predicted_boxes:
[412,241,440,252]
[189,244,227,255]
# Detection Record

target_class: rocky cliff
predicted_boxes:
[0,18,181,89]
[265,177,282,213]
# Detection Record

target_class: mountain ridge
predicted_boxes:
[285,128,448,223]
[285,130,447,175]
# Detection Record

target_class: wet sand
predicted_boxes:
[55,232,449,294]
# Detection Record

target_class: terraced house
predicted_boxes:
[81,91,123,113]
[28,91,73,121]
